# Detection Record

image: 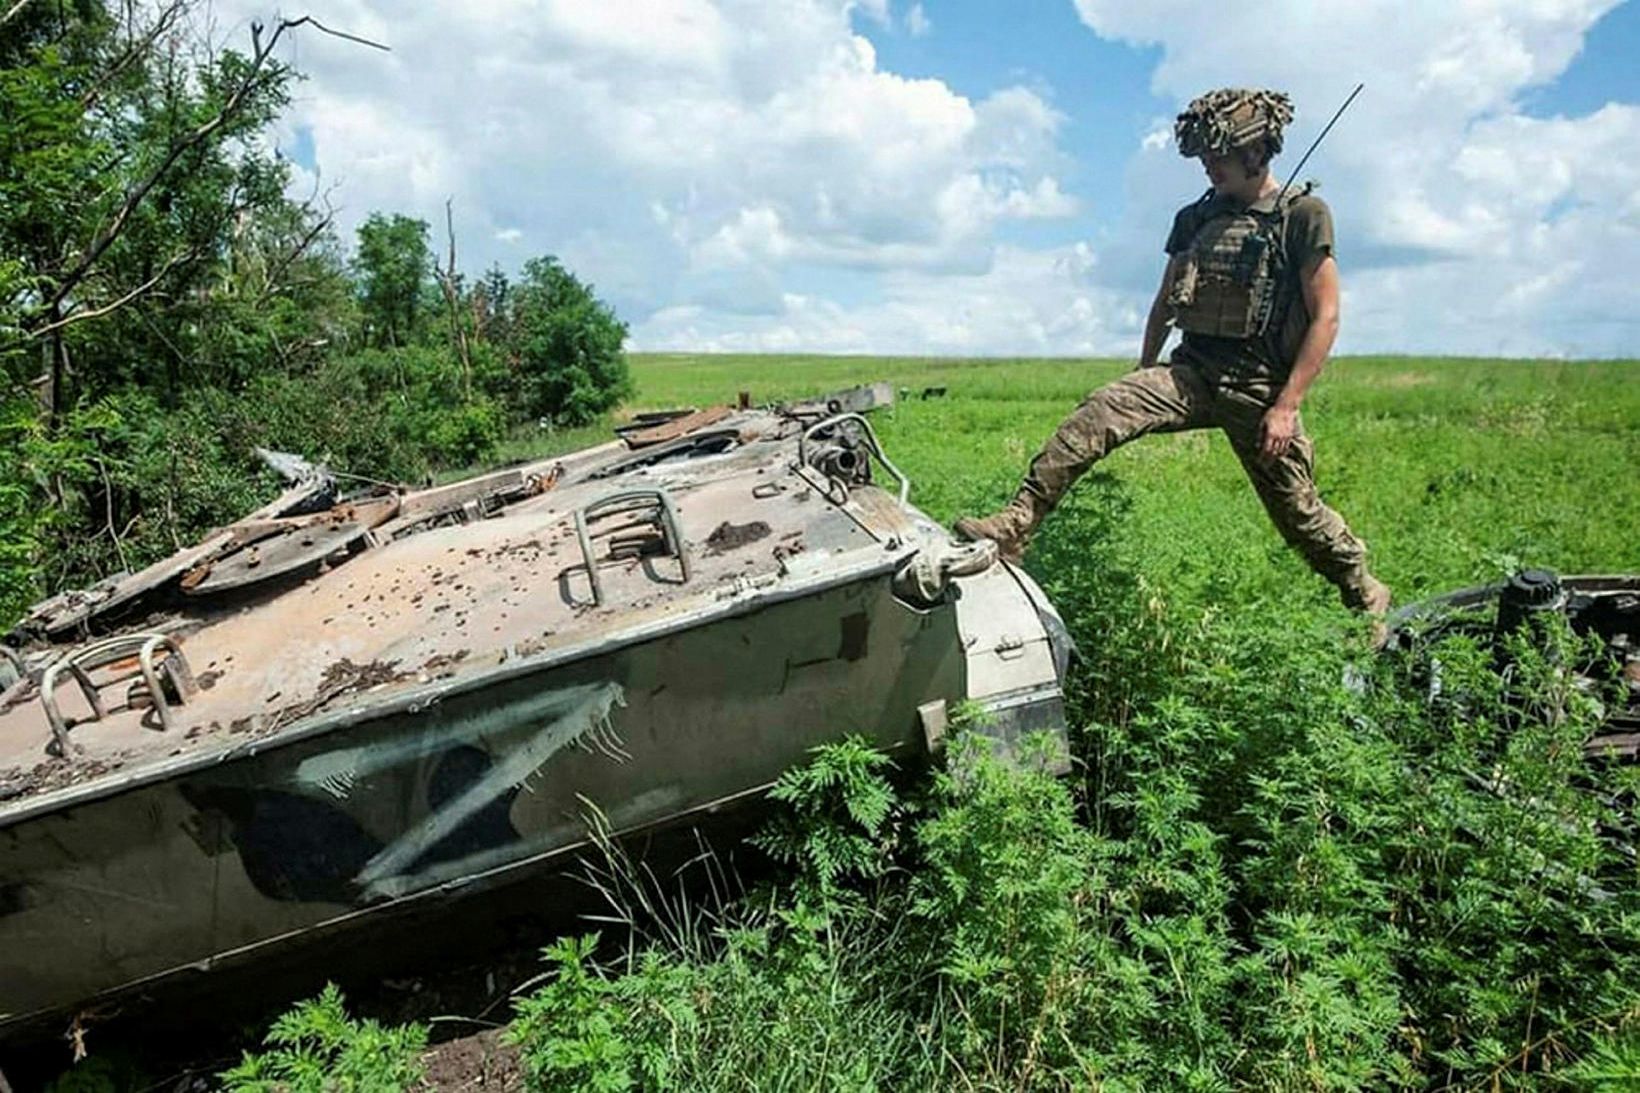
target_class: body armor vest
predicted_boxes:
[1167,185,1309,340]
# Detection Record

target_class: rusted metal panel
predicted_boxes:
[783,382,895,417]
[19,479,336,638]
[621,405,734,448]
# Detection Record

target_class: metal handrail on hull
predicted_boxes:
[39,633,197,755]
[571,489,691,607]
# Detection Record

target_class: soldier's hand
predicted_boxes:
[1259,404,1299,460]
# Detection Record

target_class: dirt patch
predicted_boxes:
[422,649,471,674]
[1384,371,1434,388]
[704,519,772,555]
[319,657,408,693]
[243,658,414,740]
[418,1028,525,1091]
[490,538,545,560]
[0,750,130,802]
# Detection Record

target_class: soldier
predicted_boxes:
[956,87,1390,621]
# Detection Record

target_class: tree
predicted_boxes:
[0,1,349,412]
[352,213,431,349]
[507,256,630,426]
[0,1,369,619]
[473,264,511,344]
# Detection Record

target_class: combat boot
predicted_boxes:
[1340,571,1393,648]
[954,492,1048,565]
[1361,575,1392,617]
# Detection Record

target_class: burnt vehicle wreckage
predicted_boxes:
[0,385,1074,1041]
[1381,570,1640,875]
[1384,569,1640,760]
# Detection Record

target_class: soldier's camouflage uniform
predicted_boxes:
[958,88,1384,612]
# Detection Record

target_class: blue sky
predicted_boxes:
[1521,0,1640,115]
[255,0,1640,357]
[868,1,1167,234]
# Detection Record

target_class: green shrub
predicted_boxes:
[248,346,503,480]
[506,257,630,427]
[906,732,1104,1086]
[1374,624,1640,1086]
[0,399,60,623]
[219,983,427,1092]
[508,921,925,1092]
[751,734,903,903]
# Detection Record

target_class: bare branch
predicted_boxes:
[437,197,473,395]
[95,457,130,573]
[27,249,200,341]
[260,208,334,297]
[284,15,390,52]
[134,300,188,367]
[41,15,384,319]
[80,0,189,111]
[0,0,36,32]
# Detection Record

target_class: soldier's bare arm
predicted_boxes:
[1138,255,1184,368]
[1259,253,1340,458]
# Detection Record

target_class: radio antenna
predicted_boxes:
[1276,82,1364,205]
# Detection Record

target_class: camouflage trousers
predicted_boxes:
[1020,364,1374,607]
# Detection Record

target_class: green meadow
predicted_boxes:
[621,353,1640,603]
[498,354,1640,1090]
[85,356,1640,1090]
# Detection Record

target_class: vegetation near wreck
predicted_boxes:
[195,351,1640,1092]
[480,613,1640,1091]
[219,983,428,1092]
[230,602,1640,1091]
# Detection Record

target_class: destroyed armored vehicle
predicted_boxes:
[0,386,1072,1037]
[1385,569,1640,760]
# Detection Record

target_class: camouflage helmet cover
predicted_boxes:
[1175,88,1294,159]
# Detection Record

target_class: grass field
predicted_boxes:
[502,354,1640,1090]
[620,353,1640,603]
[90,355,1640,1091]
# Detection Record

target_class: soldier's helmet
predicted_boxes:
[1174,88,1294,160]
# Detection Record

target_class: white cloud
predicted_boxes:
[1075,0,1639,356]
[216,0,1636,357]
[227,0,1071,329]
[634,241,1136,354]
[849,0,892,27]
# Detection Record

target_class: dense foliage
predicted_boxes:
[192,355,1640,1091]
[220,983,428,1092]
[497,621,1639,1091]
[0,0,629,625]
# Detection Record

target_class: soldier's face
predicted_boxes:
[1201,151,1259,197]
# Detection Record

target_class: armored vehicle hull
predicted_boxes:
[0,395,1070,1035]
[1386,570,1639,758]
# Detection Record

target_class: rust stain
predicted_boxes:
[622,405,733,448]
[704,520,772,555]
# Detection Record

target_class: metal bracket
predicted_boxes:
[572,489,691,607]
[797,413,911,507]
[39,633,198,756]
[0,646,23,690]
[918,699,949,756]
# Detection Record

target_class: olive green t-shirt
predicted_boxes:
[1163,188,1335,399]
